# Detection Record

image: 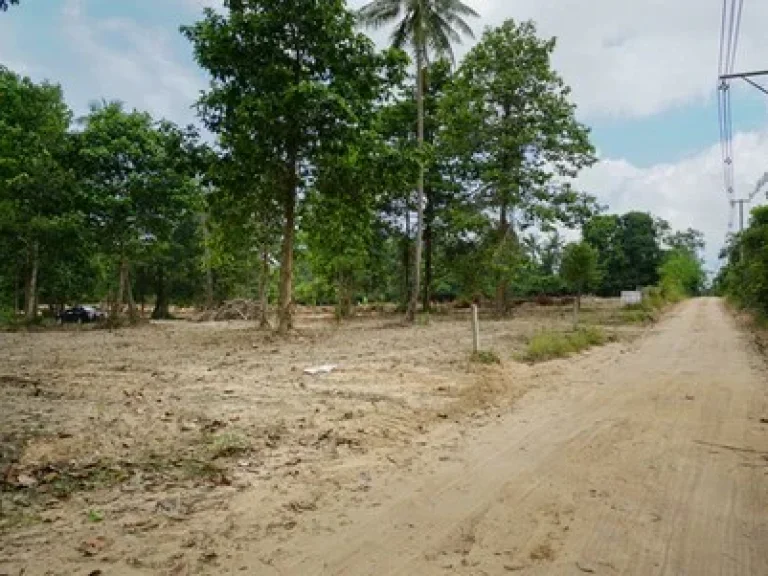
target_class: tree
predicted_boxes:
[0,66,76,320]
[666,227,705,257]
[358,0,479,323]
[560,242,600,323]
[584,211,668,295]
[76,102,197,319]
[0,0,19,12]
[442,20,597,313]
[184,0,405,333]
[209,161,283,328]
[619,212,664,290]
[716,206,768,315]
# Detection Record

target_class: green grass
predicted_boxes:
[521,326,609,363]
[470,350,501,365]
[619,303,658,324]
[207,433,250,459]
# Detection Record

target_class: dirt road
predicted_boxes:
[266,298,768,575]
[2,299,767,575]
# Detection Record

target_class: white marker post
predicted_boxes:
[471,304,480,354]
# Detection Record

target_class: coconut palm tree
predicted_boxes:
[358,0,479,322]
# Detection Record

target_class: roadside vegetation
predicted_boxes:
[716,205,768,320]
[716,205,768,354]
[520,326,609,363]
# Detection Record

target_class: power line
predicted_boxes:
[729,0,745,73]
[717,0,759,237]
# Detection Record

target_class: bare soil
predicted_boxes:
[2,299,765,575]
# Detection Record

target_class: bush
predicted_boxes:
[658,249,704,301]
[521,326,608,363]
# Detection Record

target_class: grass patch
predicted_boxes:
[0,509,42,534]
[521,326,609,363]
[206,433,251,459]
[619,303,659,324]
[470,350,501,365]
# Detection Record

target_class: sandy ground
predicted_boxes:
[1,299,766,575]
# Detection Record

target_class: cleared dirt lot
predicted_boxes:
[2,299,767,575]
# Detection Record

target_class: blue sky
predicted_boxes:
[2,0,767,268]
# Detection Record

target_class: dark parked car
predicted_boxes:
[58,305,105,324]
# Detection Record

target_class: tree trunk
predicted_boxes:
[14,263,21,315]
[115,257,126,317]
[258,246,270,329]
[422,204,433,314]
[573,293,582,326]
[125,264,136,319]
[24,241,39,320]
[495,202,509,315]
[406,57,426,323]
[402,210,411,310]
[278,159,297,334]
[152,266,170,320]
[336,271,353,321]
[202,211,214,309]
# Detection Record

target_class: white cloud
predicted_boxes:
[578,129,768,269]
[60,0,205,125]
[351,0,768,120]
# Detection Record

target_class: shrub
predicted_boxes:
[521,326,608,363]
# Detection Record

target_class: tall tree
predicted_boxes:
[442,20,597,313]
[358,0,479,323]
[0,66,76,320]
[76,102,197,319]
[184,0,404,333]
[0,0,19,11]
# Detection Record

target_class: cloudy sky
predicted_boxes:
[1,0,767,268]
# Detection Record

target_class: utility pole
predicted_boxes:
[732,199,749,232]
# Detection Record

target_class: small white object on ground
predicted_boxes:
[303,364,338,376]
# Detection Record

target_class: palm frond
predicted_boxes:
[438,0,480,19]
[359,0,478,64]
[358,0,404,29]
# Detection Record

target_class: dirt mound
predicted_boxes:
[194,299,262,321]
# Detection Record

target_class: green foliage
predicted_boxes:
[441,19,597,310]
[521,326,608,363]
[358,0,479,64]
[184,0,408,330]
[560,242,600,296]
[442,20,597,229]
[659,249,705,301]
[0,66,78,318]
[76,102,200,317]
[717,205,768,317]
[584,212,698,297]
[86,509,104,523]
